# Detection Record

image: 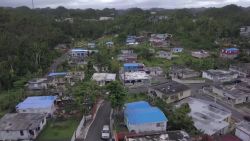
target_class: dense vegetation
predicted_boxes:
[0,5,250,91]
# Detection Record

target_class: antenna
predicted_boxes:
[32,0,34,9]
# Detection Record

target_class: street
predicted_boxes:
[85,100,112,141]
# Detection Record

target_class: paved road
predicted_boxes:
[85,101,111,141]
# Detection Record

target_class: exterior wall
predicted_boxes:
[28,83,47,90]
[202,71,238,82]
[235,128,250,141]
[0,117,46,140]
[172,78,205,84]
[229,68,248,78]
[148,88,191,104]
[126,121,167,133]
[212,86,225,97]
[17,105,55,116]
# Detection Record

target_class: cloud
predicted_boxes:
[0,0,250,9]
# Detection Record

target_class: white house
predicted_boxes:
[120,71,151,86]
[0,113,46,141]
[177,98,232,135]
[92,73,116,86]
[202,69,238,82]
[235,121,250,141]
[16,96,57,116]
[27,78,48,91]
[124,101,168,133]
[156,51,172,60]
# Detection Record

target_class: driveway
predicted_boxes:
[85,100,111,141]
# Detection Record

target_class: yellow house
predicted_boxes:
[148,81,191,103]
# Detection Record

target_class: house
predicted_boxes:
[92,73,116,86]
[177,98,232,135]
[235,121,250,141]
[65,71,85,85]
[123,63,145,72]
[120,71,151,86]
[124,101,168,133]
[144,67,164,76]
[0,113,46,141]
[220,48,240,59]
[27,78,48,91]
[125,130,190,141]
[191,50,210,58]
[126,36,138,46]
[169,65,200,79]
[121,49,134,54]
[117,53,138,63]
[16,96,57,116]
[69,48,89,64]
[47,72,67,89]
[106,41,114,47]
[148,81,191,103]
[229,63,250,78]
[99,16,114,21]
[202,69,238,82]
[87,43,96,48]
[171,47,183,53]
[156,51,172,60]
[212,82,250,105]
[240,26,250,37]
[149,34,172,48]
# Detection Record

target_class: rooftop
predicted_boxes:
[92,73,116,81]
[28,78,47,83]
[223,48,239,51]
[71,48,88,52]
[126,131,190,141]
[150,81,190,95]
[48,72,67,77]
[204,69,237,77]
[121,71,151,81]
[0,113,46,131]
[145,67,163,72]
[237,121,250,135]
[16,96,57,110]
[124,63,144,67]
[177,98,231,135]
[124,101,167,125]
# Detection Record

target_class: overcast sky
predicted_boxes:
[0,0,250,9]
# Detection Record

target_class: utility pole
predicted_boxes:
[32,0,34,9]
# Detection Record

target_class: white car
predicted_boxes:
[101,125,110,140]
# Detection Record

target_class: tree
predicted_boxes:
[106,81,127,110]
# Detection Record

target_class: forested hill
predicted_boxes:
[0,5,250,90]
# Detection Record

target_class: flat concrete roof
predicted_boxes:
[203,69,238,77]
[92,73,116,81]
[121,71,150,81]
[237,121,250,135]
[177,98,231,135]
[0,113,46,131]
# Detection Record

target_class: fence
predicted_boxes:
[71,115,86,141]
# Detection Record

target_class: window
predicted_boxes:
[156,123,164,127]
[20,130,24,136]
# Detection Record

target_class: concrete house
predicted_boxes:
[229,63,250,78]
[126,36,139,46]
[144,67,164,76]
[212,82,250,105]
[121,50,134,54]
[65,71,85,86]
[171,47,183,53]
[149,33,172,48]
[177,98,232,136]
[16,96,57,116]
[120,71,151,86]
[220,48,240,59]
[235,121,250,141]
[156,51,172,60]
[124,101,168,133]
[202,69,238,82]
[0,113,46,141]
[47,72,67,89]
[117,54,137,63]
[87,43,96,48]
[191,50,210,58]
[27,78,48,91]
[69,48,89,64]
[169,65,200,79]
[240,26,250,37]
[99,17,114,21]
[92,73,116,86]
[148,81,191,103]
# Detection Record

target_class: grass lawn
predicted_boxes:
[36,118,80,141]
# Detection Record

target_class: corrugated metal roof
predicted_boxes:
[124,101,168,125]
[16,96,57,110]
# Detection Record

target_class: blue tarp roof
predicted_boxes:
[225,48,239,51]
[48,72,67,77]
[124,101,168,125]
[71,48,88,52]
[124,63,140,67]
[16,96,57,110]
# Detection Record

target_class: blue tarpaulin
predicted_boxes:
[16,96,57,110]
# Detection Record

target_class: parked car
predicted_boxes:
[101,125,110,140]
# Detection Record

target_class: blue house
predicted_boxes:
[123,63,144,72]
[124,101,168,133]
[16,96,57,116]
[172,47,183,53]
